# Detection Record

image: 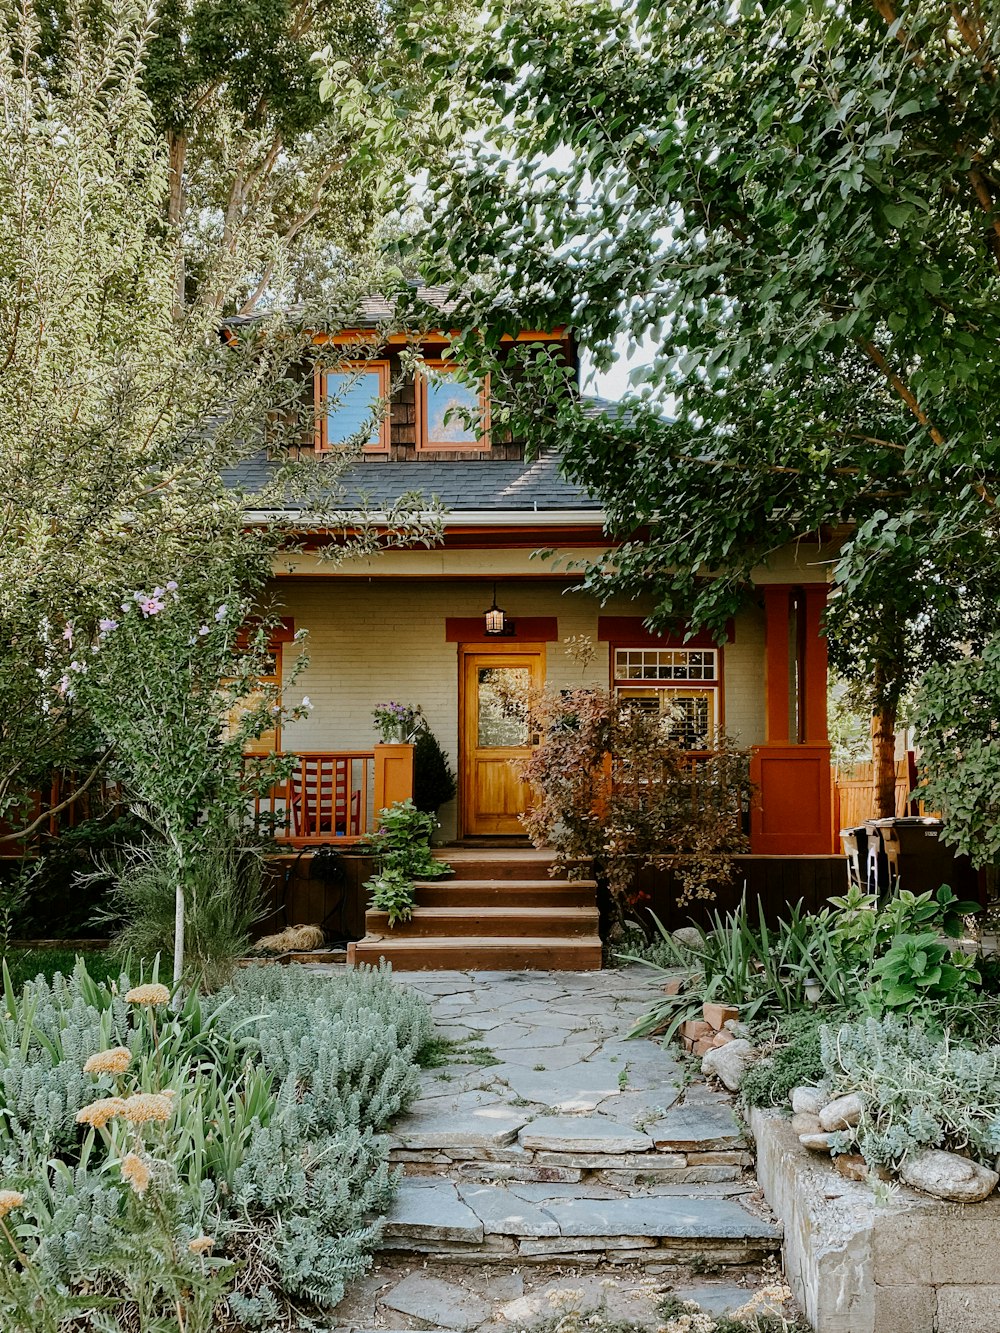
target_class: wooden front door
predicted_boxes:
[460,645,545,837]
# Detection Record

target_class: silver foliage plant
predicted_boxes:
[0,959,432,1330]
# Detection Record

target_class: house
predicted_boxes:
[232,291,844,967]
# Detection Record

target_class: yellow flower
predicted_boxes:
[0,1191,24,1218]
[120,1092,174,1125]
[83,1047,132,1076]
[121,1153,150,1196]
[123,983,170,1007]
[75,1097,126,1129]
[188,1235,214,1256]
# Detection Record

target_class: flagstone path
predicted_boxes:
[374,966,779,1267]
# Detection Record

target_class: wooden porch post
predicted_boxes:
[763,586,791,743]
[374,743,415,814]
[802,586,829,744]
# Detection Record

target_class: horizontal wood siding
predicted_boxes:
[630,855,847,931]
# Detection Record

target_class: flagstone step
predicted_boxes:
[381,1178,779,1265]
[349,935,603,971]
[415,879,597,908]
[365,905,600,938]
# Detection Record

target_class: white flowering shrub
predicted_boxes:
[0,958,431,1330]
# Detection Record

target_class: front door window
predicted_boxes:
[476,666,530,747]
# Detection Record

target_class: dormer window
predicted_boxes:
[417,361,489,451]
[316,361,390,453]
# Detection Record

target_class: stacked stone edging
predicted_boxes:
[751,1106,1000,1333]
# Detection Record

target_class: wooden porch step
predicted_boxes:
[364,905,600,939]
[415,879,597,908]
[432,850,577,881]
[348,935,603,971]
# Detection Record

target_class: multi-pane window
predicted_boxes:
[613,648,719,751]
[418,362,489,450]
[316,361,390,453]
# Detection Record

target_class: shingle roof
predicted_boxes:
[230,449,599,513]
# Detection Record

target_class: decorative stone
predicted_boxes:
[518,1114,652,1155]
[791,1112,823,1138]
[790,1086,825,1116]
[835,1153,870,1182]
[701,1039,754,1091]
[819,1093,863,1132]
[703,1003,740,1031]
[672,927,704,952]
[381,1273,491,1330]
[799,1132,834,1153]
[724,1018,752,1038]
[899,1150,999,1203]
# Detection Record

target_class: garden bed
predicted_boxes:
[751,1106,1000,1333]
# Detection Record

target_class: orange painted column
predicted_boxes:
[763,586,792,743]
[374,743,415,814]
[802,586,829,744]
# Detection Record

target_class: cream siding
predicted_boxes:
[270,576,768,842]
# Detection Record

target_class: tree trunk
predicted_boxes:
[169,832,186,997]
[872,700,898,819]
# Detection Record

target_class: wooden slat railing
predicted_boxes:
[248,751,378,845]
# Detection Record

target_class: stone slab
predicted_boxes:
[518,1114,653,1155]
[646,1101,746,1151]
[390,1103,530,1150]
[383,1180,484,1245]
[492,1063,622,1110]
[540,1195,779,1240]
[456,1183,560,1236]
[380,1273,490,1330]
[534,1150,686,1170]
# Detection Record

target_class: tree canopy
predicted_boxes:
[385,0,1000,814]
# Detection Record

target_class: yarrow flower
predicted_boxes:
[120,1092,174,1125]
[121,1152,151,1196]
[124,983,170,1007]
[83,1047,132,1076]
[0,1191,24,1219]
[188,1235,214,1256]
[76,1096,126,1129]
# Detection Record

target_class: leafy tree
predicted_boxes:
[0,3,437,970]
[390,0,1000,818]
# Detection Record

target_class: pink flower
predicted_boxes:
[98,619,118,634]
[62,624,73,647]
[166,580,178,593]
[56,675,71,697]
[214,604,228,622]
[198,625,211,637]
[139,597,165,617]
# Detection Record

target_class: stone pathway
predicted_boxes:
[373,966,779,1268]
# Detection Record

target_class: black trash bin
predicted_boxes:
[866,816,978,897]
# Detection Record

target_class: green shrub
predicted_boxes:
[365,799,451,927]
[0,956,432,1328]
[741,1011,828,1108]
[97,832,266,987]
[413,725,457,814]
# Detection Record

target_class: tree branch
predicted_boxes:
[0,757,109,845]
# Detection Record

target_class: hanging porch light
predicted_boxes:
[484,582,515,636]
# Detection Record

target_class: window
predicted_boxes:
[417,361,489,450]
[613,647,720,751]
[316,361,390,453]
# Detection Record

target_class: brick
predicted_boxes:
[872,1285,934,1333]
[710,1030,735,1047]
[662,977,685,996]
[692,1037,715,1057]
[679,1019,714,1044]
[703,1003,740,1031]
[935,1286,1000,1333]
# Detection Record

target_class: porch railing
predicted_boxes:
[247,744,414,846]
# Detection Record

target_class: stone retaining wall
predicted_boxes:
[751,1107,1000,1333]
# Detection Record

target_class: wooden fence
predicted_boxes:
[832,756,918,830]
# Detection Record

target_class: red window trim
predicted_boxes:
[597,616,734,647]
[314,360,391,454]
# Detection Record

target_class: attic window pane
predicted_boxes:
[323,368,384,450]
[425,373,481,445]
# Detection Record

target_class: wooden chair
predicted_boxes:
[289,757,362,838]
